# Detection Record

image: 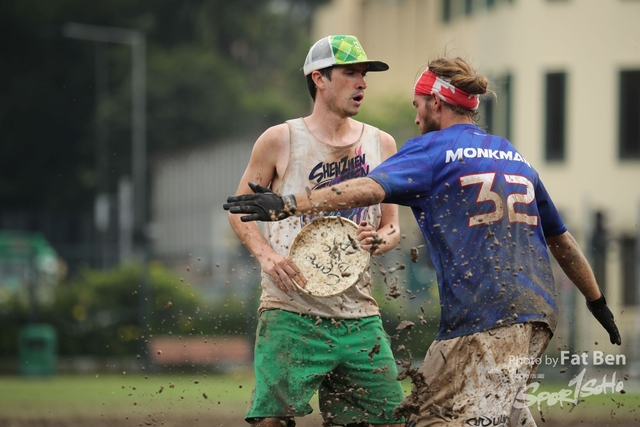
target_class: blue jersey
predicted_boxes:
[368,124,565,340]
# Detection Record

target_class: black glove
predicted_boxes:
[586,293,621,345]
[223,181,297,222]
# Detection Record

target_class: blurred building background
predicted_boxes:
[150,136,260,297]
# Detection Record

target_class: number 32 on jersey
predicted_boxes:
[459,172,539,227]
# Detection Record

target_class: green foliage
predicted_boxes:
[0,262,213,357]
[204,290,261,338]
[107,46,249,157]
[0,0,329,213]
[0,261,265,357]
[50,262,206,356]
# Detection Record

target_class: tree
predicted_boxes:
[0,0,328,217]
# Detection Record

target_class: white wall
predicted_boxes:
[150,137,259,294]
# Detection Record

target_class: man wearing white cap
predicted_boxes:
[227,35,406,427]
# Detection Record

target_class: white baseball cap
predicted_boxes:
[303,35,389,76]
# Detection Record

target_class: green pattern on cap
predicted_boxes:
[330,35,368,64]
[303,34,388,75]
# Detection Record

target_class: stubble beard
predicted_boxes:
[325,90,360,118]
[420,106,440,134]
[330,99,358,118]
[420,117,440,134]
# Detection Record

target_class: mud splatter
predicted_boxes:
[387,265,406,274]
[396,320,415,331]
[410,247,419,263]
[386,277,402,300]
[368,344,381,361]
[410,245,425,262]
[394,359,429,419]
[370,234,385,253]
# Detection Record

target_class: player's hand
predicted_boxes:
[260,252,307,292]
[224,181,297,222]
[357,220,384,255]
[586,293,621,345]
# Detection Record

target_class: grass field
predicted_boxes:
[0,371,639,426]
[0,370,255,423]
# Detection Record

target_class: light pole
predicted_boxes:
[63,22,150,367]
[62,22,147,257]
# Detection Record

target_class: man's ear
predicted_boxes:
[431,94,443,111]
[311,70,327,90]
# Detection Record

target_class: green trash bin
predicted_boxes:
[18,323,57,376]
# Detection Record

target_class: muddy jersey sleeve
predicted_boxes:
[367,138,433,206]
[534,178,567,237]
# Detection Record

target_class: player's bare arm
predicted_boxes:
[227,124,306,292]
[225,176,386,222]
[357,131,399,255]
[546,231,621,345]
[546,231,600,301]
[299,177,385,215]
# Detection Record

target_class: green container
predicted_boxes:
[18,323,57,376]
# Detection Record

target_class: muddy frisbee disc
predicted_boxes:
[289,216,370,297]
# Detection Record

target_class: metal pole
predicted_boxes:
[63,22,150,368]
[131,33,146,249]
[62,23,147,244]
[95,42,109,269]
[636,201,640,361]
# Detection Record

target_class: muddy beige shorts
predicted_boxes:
[404,322,551,427]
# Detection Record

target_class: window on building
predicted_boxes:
[590,211,608,294]
[442,0,452,22]
[619,70,640,159]
[621,235,637,306]
[479,73,512,141]
[481,96,494,135]
[465,0,474,15]
[497,74,512,141]
[545,72,567,161]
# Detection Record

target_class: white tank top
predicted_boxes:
[258,118,384,318]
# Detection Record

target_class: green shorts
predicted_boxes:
[246,309,405,425]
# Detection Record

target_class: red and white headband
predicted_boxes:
[414,69,480,111]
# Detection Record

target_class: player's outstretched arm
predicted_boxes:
[546,231,621,345]
[224,177,386,222]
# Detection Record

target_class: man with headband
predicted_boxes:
[227,35,406,427]
[225,56,621,426]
